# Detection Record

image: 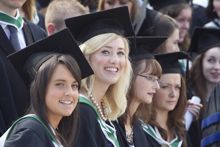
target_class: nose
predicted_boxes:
[214,62,220,70]
[182,21,190,30]
[109,53,119,63]
[65,86,79,99]
[169,88,177,98]
[153,80,160,90]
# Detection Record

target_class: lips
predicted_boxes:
[59,100,73,105]
[105,67,119,72]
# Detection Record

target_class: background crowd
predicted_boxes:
[0,0,219,147]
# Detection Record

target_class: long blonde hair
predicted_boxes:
[80,33,132,120]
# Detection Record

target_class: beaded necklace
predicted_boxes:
[89,94,107,121]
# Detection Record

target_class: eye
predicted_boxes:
[175,86,181,90]
[208,58,215,63]
[106,0,114,5]
[160,84,168,89]
[101,50,110,55]
[55,82,66,89]
[71,83,79,90]
[117,50,125,56]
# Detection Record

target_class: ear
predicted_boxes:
[46,23,56,35]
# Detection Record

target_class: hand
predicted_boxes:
[185,100,203,121]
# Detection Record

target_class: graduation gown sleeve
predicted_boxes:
[4,119,55,147]
[74,103,108,147]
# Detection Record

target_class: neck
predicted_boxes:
[206,81,217,98]
[155,109,169,130]
[128,97,140,121]
[92,79,110,105]
[0,7,18,17]
[47,115,62,130]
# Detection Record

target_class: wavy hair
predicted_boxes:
[149,75,187,147]
[79,33,132,120]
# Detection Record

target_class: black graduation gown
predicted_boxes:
[188,84,220,147]
[74,98,126,147]
[0,20,46,135]
[114,119,151,147]
[4,118,55,147]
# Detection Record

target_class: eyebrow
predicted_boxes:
[102,45,125,50]
[54,79,78,83]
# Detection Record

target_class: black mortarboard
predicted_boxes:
[65,6,134,43]
[188,28,220,54]
[149,0,188,11]
[8,29,93,85]
[129,36,167,61]
[155,51,189,73]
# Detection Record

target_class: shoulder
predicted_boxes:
[24,19,47,38]
[5,118,53,147]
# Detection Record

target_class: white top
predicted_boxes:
[0,10,26,50]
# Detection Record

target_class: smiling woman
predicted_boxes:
[65,6,133,147]
[2,29,93,147]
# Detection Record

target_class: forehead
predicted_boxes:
[159,73,181,83]
[102,37,126,49]
[204,47,220,58]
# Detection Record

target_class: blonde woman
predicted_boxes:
[65,7,133,147]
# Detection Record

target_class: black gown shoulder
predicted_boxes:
[4,118,55,147]
[74,103,109,147]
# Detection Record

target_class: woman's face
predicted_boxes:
[213,0,220,18]
[45,64,79,122]
[175,7,192,43]
[202,47,220,84]
[89,37,127,85]
[153,74,181,112]
[165,29,180,53]
[133,62,160,104]
[103,0,132,14]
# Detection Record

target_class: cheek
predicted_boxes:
[119,58,127,69]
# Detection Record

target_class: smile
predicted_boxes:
[59,100,73,105]
[105,67,118,72]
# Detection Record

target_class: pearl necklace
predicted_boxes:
[89,94,107,121]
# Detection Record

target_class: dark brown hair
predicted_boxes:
[149,76,187,147]
[188,54,207,103]
[160,3,192,51]
[30,53,81,146]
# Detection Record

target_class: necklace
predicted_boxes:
[126,128,134,145]
[89,94,107,121]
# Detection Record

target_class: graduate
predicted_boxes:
[188,28,220,147]
[0,0,46,134]
[114,36,165,147]
[142,52,191,147]
[2,29,93,147]
[65,6,133,147]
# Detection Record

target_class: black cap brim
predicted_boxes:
[188,28,220,54]
[155,51,190,73]
[129,36,167,61]
[8,29,93,83]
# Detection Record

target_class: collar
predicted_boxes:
[0,10,24,30]
[142,124,183,147]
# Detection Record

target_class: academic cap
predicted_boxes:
[8,29,93,84]
[188,27,220,54]
[129,36,167,61]
[149,0,188,11]
[155,51,189,74]
[65,6,134,43]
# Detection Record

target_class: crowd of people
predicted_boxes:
[0,0,219,147]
